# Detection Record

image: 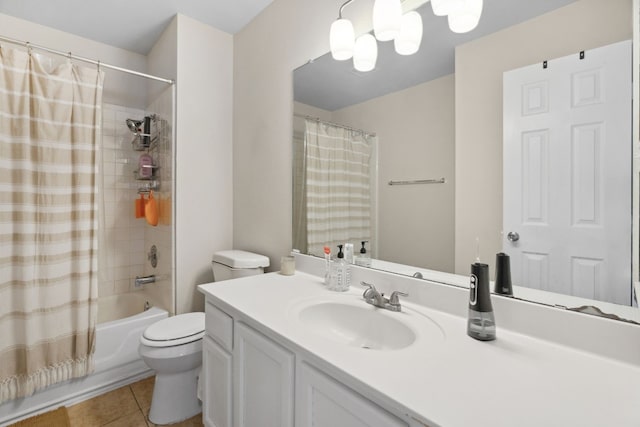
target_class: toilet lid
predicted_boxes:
[142,312,205,345]
[212,250,270,269]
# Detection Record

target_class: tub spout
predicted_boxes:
[135,275,155,288]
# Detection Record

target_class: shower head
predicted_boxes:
[126,119,143,133]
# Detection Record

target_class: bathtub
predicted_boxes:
[94,294,168,373]
[0,293,168,426]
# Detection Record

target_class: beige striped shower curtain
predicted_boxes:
[0,46,104,402]
[304,119,374,257]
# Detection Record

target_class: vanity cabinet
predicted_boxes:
[233,322,294,427]
[203,297,413,427]
[202,336,232,427]
[296,362,408,427]
[203,302,234,427]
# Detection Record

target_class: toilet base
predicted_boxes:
[148,367,202,425]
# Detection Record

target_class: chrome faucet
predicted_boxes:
[135,275,155,288]
[362,281,386,306]
[360,282,408,312]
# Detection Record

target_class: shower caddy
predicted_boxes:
[126,115,160,194]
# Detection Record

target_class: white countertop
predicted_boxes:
[199,271,640,427]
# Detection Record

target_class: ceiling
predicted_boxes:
[0,0,580,110]
[0,0,276,55]
[294,0,578,111]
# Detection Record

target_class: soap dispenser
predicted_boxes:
[355,241,371,267]
[329,244,350,292]
[467,263,496,341]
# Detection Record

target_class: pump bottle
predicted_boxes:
[355,241,371,267]
[329,244,350,292]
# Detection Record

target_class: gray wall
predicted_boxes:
[332,74,455,272]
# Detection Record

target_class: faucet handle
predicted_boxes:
[360,281,377,291]
[360,281,378,298]
[389,291,408,305]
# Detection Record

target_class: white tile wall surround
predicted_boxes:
[142,88,174,314]
[100,103,155,300]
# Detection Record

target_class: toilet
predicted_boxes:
[211,249,270,281]
[139,250,269,425]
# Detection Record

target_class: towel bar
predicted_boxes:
[388,178,446,186]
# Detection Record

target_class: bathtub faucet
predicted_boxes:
[135,275,156,288]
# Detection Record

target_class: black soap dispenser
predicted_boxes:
[356,241,371,267]
[467,263,496,341]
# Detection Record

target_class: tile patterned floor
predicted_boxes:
[67,376,203,427]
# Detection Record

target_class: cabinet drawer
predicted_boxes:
[205,301,233,351]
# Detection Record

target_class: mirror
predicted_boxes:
[292,0,639,320]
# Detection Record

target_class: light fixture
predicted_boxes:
[330,18,355,60]
[353,34,378,72]
[394,11,423,55]
[372,0,403,41]
[329,0,484,71]
[448,0,483,33]
[431,0,463,17]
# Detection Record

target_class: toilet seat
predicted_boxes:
[141,312,205,347]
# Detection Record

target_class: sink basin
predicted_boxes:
[297,302,417,350]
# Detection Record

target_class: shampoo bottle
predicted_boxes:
[344,243,354,264]
[467,262,496,341]
[138,153,154,179]
[143,115,151,146]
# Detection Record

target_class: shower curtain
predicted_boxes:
[304,118,374,257]
[0,46,104,402]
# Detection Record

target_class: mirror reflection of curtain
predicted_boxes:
[302,118,375,256]
[292,126,307,253]
[0,46,103,402]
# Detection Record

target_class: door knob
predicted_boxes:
[507,231,520,242]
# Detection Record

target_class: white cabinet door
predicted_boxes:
[203,336,232,427]
[234,322,294,427]
[296,362,408,427]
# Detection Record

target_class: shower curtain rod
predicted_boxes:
[0,34,174,84]
[294,113,376,137]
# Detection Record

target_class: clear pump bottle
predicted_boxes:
[329,244,350,292]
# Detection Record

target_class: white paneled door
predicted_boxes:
[503,40,632,305]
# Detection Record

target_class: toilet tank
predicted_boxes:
[211,250,270,282]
